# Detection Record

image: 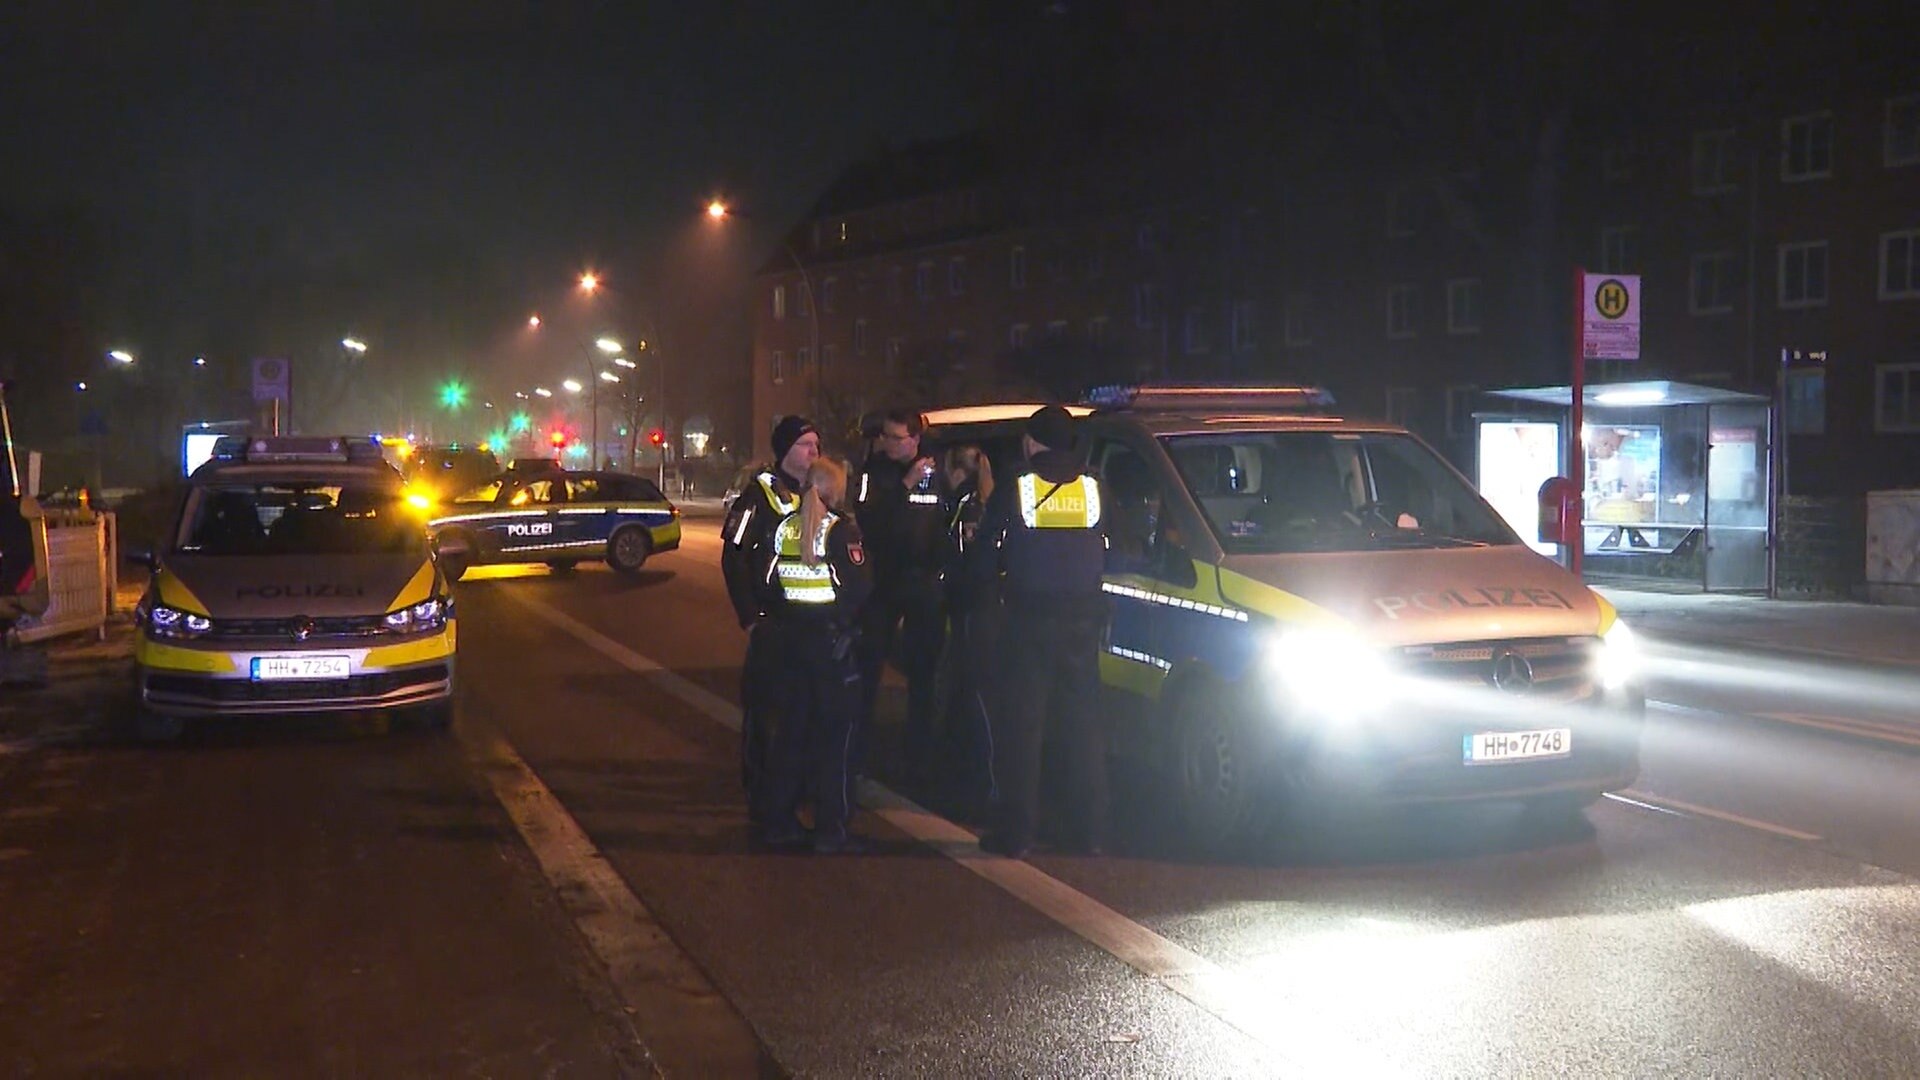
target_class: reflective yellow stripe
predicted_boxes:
[757,473,799,515]
[389,559,438,609]
[773,512,837,603]
[1016,473,1101,529]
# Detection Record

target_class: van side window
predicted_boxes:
[1095,440,1170,565]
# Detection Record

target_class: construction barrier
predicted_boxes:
[10,510,117,645]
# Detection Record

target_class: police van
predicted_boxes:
[131,435,458,741]
[922,386,1644,849]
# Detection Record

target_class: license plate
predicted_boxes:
[251,655,352,681]
[1464,728,1571,764]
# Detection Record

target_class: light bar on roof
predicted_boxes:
[920,403,1096,427]
[1085,383,1336,412]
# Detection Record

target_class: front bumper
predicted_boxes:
[134,625,456,718]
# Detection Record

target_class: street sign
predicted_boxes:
[1581,272,1641,361]
[252,357,291,403]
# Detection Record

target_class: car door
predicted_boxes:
[1089,435,1177,709]
[560,474,616,551]
[491,477,566,559]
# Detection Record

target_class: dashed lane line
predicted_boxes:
[502,588,1369,1077]
[1652,698,1920,751]
[1607,790,1823,842]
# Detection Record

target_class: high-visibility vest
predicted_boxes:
[757,472,800,516]
[771,511,839,605]
[1016,473,1102,530]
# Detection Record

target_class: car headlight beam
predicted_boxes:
[1598,619,1639,690]
[144,603,212,639]
[1265,626,1393,719]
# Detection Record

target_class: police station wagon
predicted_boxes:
[922,386,1644,851]
[132,436,457,741]
[426,469,681,580]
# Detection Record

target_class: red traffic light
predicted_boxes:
[647,428,665,447]
[548,430,567,448]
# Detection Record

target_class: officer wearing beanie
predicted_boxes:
[722,414,820,822]
[974,404,1111,859]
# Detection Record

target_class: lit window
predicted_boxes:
[771,350,785,384]
[772,284,787,321]
[1781,111,1835,181]
[1778,241,1829,308]
[1387,284,1419,339]
[1880,229,1920,299]
[1446,278,1482,335]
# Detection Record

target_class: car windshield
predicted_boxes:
[176,482,424,556]
[1162,431,1520,554]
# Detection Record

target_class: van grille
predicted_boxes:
[206,615,389,642]
[1397,637,1599,699]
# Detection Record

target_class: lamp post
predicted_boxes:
[578,273,671,486]
[705,199,819,418]
[529,306,607,466]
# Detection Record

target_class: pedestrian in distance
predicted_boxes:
[720,415,820,824]
[975,405,1112,859]
[755,457,876,854]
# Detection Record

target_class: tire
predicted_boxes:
[1170,685,1271,855]
[545,559,579,573]
[606,526,653,576]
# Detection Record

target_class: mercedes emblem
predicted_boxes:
[1490,649,1534,692]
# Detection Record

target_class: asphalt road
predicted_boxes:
[4,518,1919,1076]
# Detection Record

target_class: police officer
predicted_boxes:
[976,405,1110,859]
[720,415,820,821]
[941,444,999,816]
[852,407,948,781]
[755,458,874,853]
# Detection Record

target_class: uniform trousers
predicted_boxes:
[854,576,945,773]
[738,620,780,805]
[992,599,1109,850]
[759,618,863,841]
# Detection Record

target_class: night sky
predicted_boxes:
[1,1,971,442]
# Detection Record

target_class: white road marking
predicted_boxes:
[1609,789,1822,842]
[1652,698,1920,750]
[504,589,1355,1075]
[2,805,60,821]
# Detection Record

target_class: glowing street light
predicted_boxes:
[706,199,729,220]
[534,387,553,398]
[595,337,624,354]
[76,381,88,391]
[193,356,207,367]
[598,370,620,383]
[561,378,583,394]
[578,272,600,293]
[341,337,368,353]
[108,349,135,364]
[611,355,637,369]
[528,314,542,329]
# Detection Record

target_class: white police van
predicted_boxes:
[923,386,1644,849]
[132,435,458,741]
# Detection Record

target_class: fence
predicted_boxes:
[9,510,117,645]
[1866,489,1920,608]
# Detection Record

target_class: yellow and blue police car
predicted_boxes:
[923,386,1644,851]
[425,469,681,580]
[132,435,457,741]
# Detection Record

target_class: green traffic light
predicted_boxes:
[509,412,531,433]
[439,380,468,411]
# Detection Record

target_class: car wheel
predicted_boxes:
[545,559,579,573]
[606,526,652,575]
[1170,685,1271,855]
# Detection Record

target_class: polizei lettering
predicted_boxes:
[1373,586,1575,621]
[235,583,366,600]
[506,521,554,537]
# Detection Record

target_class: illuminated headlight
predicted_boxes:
[383,598,448,632]
[1597,619,1639,690]
[144,603,212,638]
[1265,627,1393,718]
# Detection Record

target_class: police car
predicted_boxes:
[425,469,681,580]
[923,386,1644,850]
[131,435,458,741]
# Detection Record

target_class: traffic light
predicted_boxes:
[647,428,665,447]
[509,412,531,434]
[548,430,567,449]
[439,379,468,411]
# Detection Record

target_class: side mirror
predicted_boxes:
[433,534,471,561]
[1537,476,1581,546]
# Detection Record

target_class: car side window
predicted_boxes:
[1093,439,1170,567]
[510,479,563,507]
[567,478,602,503]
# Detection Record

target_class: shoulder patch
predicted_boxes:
[847,542,865,566]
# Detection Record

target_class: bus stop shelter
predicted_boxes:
[1476,380,1774,593]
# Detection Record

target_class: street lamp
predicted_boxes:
[108,349,135,365]
[562,378,583,394]
[595,337,623,354]
[577,276,671,484]
[611,355,636,369]
[528,314,542,329]
[704,198,819,416]
[598,370,620,384]
[534,386,553,398]
[341,337,368,353]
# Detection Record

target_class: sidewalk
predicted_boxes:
[1598,586,1920,670]
[0,582,143,751]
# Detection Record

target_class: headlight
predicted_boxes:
[145,603,212,639]
[383,598,448,632]
[1597,619,1639,690]
[1265,626,1393,718]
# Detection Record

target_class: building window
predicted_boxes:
[1385,386,1417,425]
[1137,223,1159,252]
[1599,225,1639,274]
[1045,320,1069,342]
[1387,185,1421,237]
[796,346,811,371]
[1087,316,1109,345]
[1690,252,1740,314]
[1010,245,1027,290]
[1232,300,1257,352]
[1602,139,1636,183]
[1876,363,1920,432]
[1135,282,1159,328]
[821,344,837,372]
[1692,129,1737,193]
[821,276,838,315]
[1009,323,1029,350]
[1881,229,1920,299]
[915,261,933,300]
[1445,385,1478,439]
[772,284,787,321]
[1283,292,1312,347]
[853,318,869,355]
[1785,366,1826,434]
[771,350,786,384]
[1887,94,1920,167]
[1182,308,1211,354]
[1446,278,1482,335]
[889,265,905,304]
[948,256,967,296]
[1387,284,1419,339]
[1778,241,1829,308]
[1781,111,1835,181]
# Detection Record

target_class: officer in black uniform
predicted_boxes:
[720,415,820,821]
[976,405,1111,859]
[941,444,1000,816]
[754,458,875,853]
[852,407,948,781]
